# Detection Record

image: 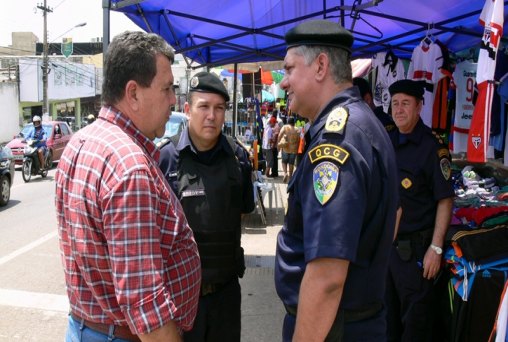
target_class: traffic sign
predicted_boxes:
[61,37,73,58]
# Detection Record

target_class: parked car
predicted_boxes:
[154,112,188,146]
[6,121,74,166]
[0,145,15,206]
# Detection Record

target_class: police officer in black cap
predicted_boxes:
[274,20,399,341]
[386,79,454,341]
[158,71,254,342]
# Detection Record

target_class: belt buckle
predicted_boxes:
[201,283,216,296]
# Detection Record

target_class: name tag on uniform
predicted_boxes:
[181,189,205,198]
[168,171,178,178]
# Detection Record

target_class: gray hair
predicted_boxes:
[102,31,174,105]
[291,45,352,84]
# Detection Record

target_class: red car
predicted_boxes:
[6,121,74,166]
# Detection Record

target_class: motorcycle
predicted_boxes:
[22,139,51,183]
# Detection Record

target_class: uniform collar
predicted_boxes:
[176,128,234,157]
[396,118,425,145]
[98,106,159,160]
[308,86,362,141]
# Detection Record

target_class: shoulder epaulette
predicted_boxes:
[324,106,349,135]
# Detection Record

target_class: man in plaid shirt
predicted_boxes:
[55,31,201,342]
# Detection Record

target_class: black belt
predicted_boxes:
[200,280,233,296]
[70,312,141,342]
[284,302,383,323]
[396,227,433,246]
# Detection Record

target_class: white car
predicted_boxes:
[154,112,188,146]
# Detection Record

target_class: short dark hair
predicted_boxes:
[352,77,372,98]
[102,31,174,105]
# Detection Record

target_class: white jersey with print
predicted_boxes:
[407,41,444,127]
[372,51,406,113]
[477,0,504,84]
[451,61,477,153]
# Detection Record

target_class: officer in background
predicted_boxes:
[159,71,255,342]
[274,20,399,341]
[386,79,454,341]
[352,77,397,137]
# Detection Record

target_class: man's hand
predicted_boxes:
[422,247,441,279]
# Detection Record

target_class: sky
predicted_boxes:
[0,0,140,47]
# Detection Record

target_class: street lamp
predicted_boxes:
[50,22,87,43]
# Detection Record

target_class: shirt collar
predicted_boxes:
[176,128,234,157]
[98,106,159,160]
[397,118,425,145]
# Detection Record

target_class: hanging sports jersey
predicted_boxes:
[432,40,453,134]
[372,51,406,113]
[451,61,478,153]
[467,0,504,163]
[408,41,444,127]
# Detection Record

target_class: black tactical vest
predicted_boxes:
[172,135,244,284]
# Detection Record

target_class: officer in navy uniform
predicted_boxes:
[385,79,454,341]
[158,71,255,342]
[274,20,399,341]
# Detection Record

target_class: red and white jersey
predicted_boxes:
[408,41,444,127]
[372,51,406,113]
[477,0,504,84]
[451,61,477,153]
[467,0,504,163]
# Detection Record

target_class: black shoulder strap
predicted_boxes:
[170,133,181,147]
[225,135,237,153]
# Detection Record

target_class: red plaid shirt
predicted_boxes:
[55,107,201,334]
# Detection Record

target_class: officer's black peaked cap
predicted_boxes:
[189,71,230,102]
[389,79,425,100]
[285,19,354,53]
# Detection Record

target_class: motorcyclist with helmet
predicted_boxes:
[87,114,96,124]
[26,115,47,171]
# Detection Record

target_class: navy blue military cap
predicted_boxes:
[285,19,354,53]
[388,79,425,100]
[189,71,230,102]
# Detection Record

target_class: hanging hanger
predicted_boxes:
[422,22,434,46]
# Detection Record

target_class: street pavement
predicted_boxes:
[241,176,287,342]
[0,165,288,341]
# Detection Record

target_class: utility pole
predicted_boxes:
[37,1,52,116]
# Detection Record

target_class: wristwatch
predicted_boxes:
[430,244,443,255]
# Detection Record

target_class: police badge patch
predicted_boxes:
[440,158,451,180]
[190,76,199,88]
[313,161,339,205]
[324,107,348,134]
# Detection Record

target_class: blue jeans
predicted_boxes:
[65,314,133,342]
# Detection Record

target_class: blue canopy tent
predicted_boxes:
[103,0,508,135]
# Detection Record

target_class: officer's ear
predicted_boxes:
[184,102,191,119]
[314,52,329,82]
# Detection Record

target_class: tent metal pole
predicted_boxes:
[102,0,110,56]
[232,63,238,138]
